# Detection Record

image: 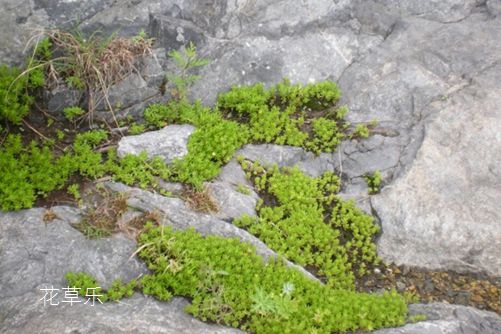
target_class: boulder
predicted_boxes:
[374,303,501,334]
[117,124,195,163]
[372,62,501,276]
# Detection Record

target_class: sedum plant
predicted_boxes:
[365,170,382,194]
[235,161,380,289]
[135,223,407,333]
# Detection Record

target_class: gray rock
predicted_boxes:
[208,181,258,221]
[2,1,501,331]
[93,49,168,121]
[1,294,242,334]
[487,0,501,16]
[237,144,337,178]
[372,62,501,276]
[208,159,259,221]
[157,180,185,196]
[377,0,479,23]
[0,206,145,297]
[117,124,195,163]
[0,206,244,334]
[374,303,501,334]
[217,159,252,186]
[44,84,81,117]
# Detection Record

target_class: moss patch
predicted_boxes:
[235,161,380,290]
[136,223,407,333]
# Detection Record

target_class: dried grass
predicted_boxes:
[33,29,154,126]
[183,185,220,214]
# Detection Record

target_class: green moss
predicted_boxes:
[172,118,249,189]
[304,117,344,154]
[235,162,380,289]
[128,123,146,135]
[63,106,85,122]
[0,65,34,124]
[65,272,137,302]
[138,78,370,189]
[144,103,177,128]
[236,184,251,195]
[365,170,382,195]
[108,151,171,189]
[352,124,370,139]
[0,128,173,210]
[136,223,407,333]
[0,135,73,210]
[106,278,137,301]
[217,79,347,152]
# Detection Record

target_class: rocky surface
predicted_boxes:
[1,294,243,334]
[117,124,195,163]
[0,207,144,296]
[0,207,241,333]
[375,303,501,334]
[1,0,501,333]
[2,203,501,334]
[372,61,501,277]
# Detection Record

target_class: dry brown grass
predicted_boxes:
[72,186,163,239]
[120,210,162,239]
[34,29,154,126]
[73,191,129,237]
[182,185,219,214]
[43,208,57,222]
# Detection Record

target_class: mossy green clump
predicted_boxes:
[365,170,382,195]
[0,65,38,124]
[352,123,370,139]
[216,79,346,150]
[144,103,178,128]
[0,134,73,210]
[137,223,407,333]
[106,278,137,301]
[172,118,249,189]
[235,161,380,289]
[0,129,173,211]
[304,117,345,154]
[63,106,85,122]
[140,78,355,188]
[128,123,146,135]
[107,151,171,189]
[65,272,136,302]
[0,37,51,125]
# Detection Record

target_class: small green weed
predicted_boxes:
[128,123,145,135]
[236,183,251,195]
[67,184,81,201]
[365,170,382,194]
[352,124,370,139]
[166,41,209,101]
[63,106,85,122]
[408,314,427,323]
